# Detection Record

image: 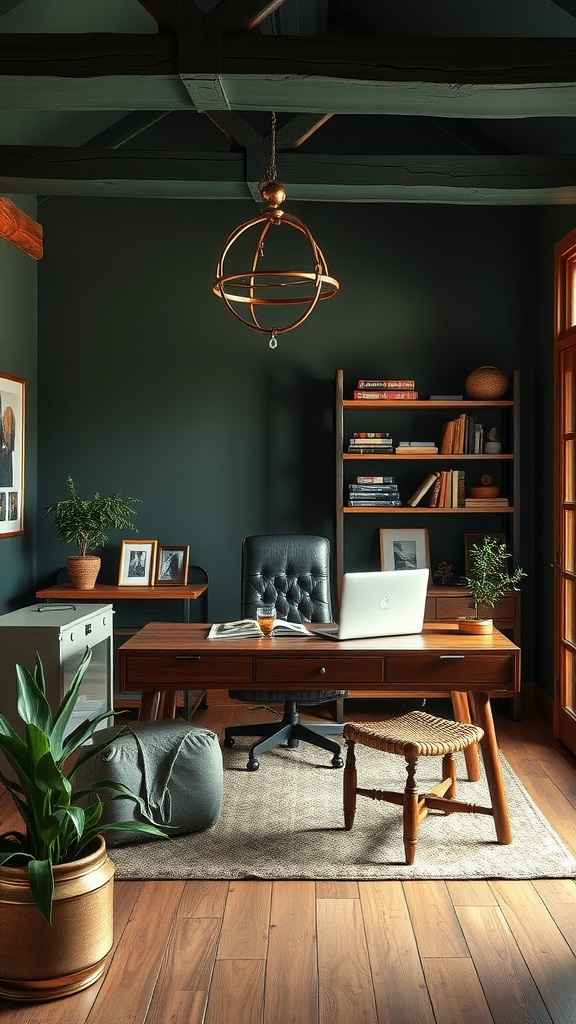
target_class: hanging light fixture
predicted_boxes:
[212,113,339,349]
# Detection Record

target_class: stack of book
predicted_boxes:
[347,432,394,455]
[347,479,401,506]
[464,496,509,508]
[440,414,484,454]
[395,440,439,455]
[353,379,418,400]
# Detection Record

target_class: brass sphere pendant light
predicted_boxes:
[212,113,339,348]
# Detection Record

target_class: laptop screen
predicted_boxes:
[331,568,429,641]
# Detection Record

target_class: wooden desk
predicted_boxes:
[118,622,520,844]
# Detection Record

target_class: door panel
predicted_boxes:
[554,230,576,754]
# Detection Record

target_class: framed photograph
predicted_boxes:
[118,540,158,586]
[464,533,505,576]
[379,528,430,572]
[0,372,25,539]
[155,545,190,586]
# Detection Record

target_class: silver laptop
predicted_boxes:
[315,568,429,641]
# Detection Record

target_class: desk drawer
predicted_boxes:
[385,654,514,685]
[255,658,383,685]
[434,596,516,621]
[124,655,252,686]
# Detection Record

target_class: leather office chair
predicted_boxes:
[224,534,347,771]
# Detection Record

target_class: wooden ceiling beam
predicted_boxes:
[3,34,576,116]
[3,146,576,205]
[0,198,43,259]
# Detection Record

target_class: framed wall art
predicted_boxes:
[379,528,430,572]
[464,533,506,576]
[155,545,190,586]
[118,539,158,586]
[0,372,25,538]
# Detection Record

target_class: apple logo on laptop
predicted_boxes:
[379,596,389,610]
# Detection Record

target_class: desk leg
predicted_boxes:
[450,691,480,782]
[138,691,161,722]
[468,692,512,845]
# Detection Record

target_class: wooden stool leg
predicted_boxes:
[160,690,178,719]
[138,691,161,722]
[442,752,457,799]
[343,740,357,829]
[403,756,419,865]
[451,690,480,782]
[469,691,512,844]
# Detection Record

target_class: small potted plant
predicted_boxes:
[459,535,526,634]
[0,648,166,1001]
[44,476,140,589]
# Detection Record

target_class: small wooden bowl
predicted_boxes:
[469,485,500,498]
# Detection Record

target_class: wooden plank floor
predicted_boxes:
[1,700,576,1024]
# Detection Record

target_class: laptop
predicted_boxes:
[314,568,429,641]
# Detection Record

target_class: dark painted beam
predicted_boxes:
[550,0,576,19]
[84,111,171,149]
[0,0,25,14]
[4,35,576,115]
[3,146,576,204]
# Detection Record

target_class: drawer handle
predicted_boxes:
[439,655,465,660]
[175,655,201,661]
[318,667,326,674]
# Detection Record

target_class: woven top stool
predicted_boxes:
[343,712,490,865]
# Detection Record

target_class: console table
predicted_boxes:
[118,621,520,844]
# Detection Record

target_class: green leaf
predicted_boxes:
[28,859,54,925]
[50,647,93,759]
[15,662,52,733]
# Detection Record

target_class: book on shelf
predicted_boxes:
[356,475,395,484]
[207,618,311,639]
[396,440,436,447]
[357,379,415,389]
[349,491,400,501]
[348,438,394,446]
[348,499,402,507]
[406,471,440,507]
[428,473,443,507]
[353,390,418,400]
[394,446,439,454]
[430,394,463,400]
[348,447,395,455]
[352,432,392,439]
[464,498,509,506]
[349,483,399,493]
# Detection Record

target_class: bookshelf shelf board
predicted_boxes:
[343,506,515,514]
[343,399,514,410]
[343,453,514,460]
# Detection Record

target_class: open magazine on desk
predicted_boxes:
[207,618,311,639]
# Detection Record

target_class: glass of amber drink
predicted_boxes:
[256,605,276,636]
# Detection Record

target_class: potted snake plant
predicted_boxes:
[0,648,166,1001]
[459,535,526,634]
[44,476,140,589]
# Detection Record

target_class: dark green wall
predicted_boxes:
[35,197,536,671]
[0,195,38,614]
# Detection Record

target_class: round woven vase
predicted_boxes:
[66,555,101,590]
[465,365,508,400]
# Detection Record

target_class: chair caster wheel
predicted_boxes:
[247,758,259,771]
[224,736,235,747]
[332,755,344,768]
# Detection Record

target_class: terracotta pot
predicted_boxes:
[66,555,101,589]
[457,617,493,635]
[0,835,114,1001]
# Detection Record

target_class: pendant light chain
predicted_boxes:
[261,111,278,188]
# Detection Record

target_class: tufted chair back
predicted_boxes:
[241,534,332,624]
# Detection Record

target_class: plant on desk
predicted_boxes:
[459,536,526,635]
[44,475,140,589]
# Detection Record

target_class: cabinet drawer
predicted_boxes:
[255,657,384,685]
[434,596,516,621]
[385,654,514,685]
[124,655,252,686]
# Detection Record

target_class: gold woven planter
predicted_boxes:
[66,555,101,589]
[0,835,114,1001]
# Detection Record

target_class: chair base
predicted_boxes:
[224,702,344,771]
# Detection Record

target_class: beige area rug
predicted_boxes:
[109,739,576,881]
